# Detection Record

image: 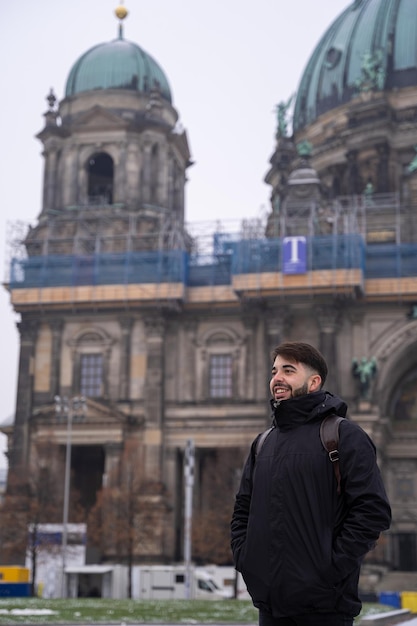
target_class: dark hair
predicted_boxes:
[271,341,328,387]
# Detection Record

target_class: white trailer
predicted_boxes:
[204,565,251,600]
[65,564,127,599]
[63,564,230,600]
[133,565,231,600]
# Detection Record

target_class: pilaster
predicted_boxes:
[9,319,38,474]
[182,319,197,402]
[49,318,64,399]
[119,317,133,400]
[143,314,166,484]
[265,305,292,351]
[315,304,342,393]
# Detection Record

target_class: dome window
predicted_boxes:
[325,47,342,70]
[87,153,114,205]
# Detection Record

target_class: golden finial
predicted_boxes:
[115,4,128,38]
[115,4,128,20]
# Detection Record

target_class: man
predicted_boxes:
[231,342,391,626]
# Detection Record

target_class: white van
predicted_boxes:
[135,565,230,600]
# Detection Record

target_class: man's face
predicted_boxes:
[269,354,321,402]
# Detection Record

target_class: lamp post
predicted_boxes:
[54,395,86,598]
[183,439,194,599]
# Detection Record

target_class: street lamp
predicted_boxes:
[54,395,86,598]
[183,439,195,600]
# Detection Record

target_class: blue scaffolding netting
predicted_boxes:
[8,235,417,290]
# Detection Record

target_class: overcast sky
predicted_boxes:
[0,0,350,468]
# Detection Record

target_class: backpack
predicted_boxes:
[255,414,345,495]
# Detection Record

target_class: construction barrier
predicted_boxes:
[379,591,401,608]
[0,583,31,597]
[401,591,417,613]
[0,567,29,583]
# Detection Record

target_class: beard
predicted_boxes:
[291,381,309,398]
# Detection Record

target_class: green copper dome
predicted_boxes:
[65,35,172,103]
[293,0,417,131]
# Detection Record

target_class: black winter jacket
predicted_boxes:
[230,391,391,618]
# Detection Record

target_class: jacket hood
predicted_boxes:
[270,390,348,431]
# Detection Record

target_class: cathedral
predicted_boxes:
[2,0,417,593]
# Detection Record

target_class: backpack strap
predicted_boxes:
[255,417,344,495]
[255,426,274,457]
[320,415,345,495]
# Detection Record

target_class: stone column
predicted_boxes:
[143,315,165,427]
[49,319,64,399]
[8,318,38,476]
[265,306,292,356]
[141,314,168,560]
[103,442,123,487]
[182,320,197,402]
[346,150,361,195]
[119,317,133,400]
[376,143,390,194]
[315,305,341,393]
[125,141,139,207]
[167,153,174,212]
[265,306,292,410]
[116,141,127,205]
[43,147,58,213]
[242,306,260,401]
[66,146,78,207]
[143,315,165,483]
[141,142,152,204]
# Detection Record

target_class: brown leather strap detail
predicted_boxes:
[320,415,345,495]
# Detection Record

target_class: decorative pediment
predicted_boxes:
[67,326,114,349]
[72,105,129,131]
[33,397,142,428]
[196,325,243,348]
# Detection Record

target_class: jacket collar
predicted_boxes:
[270,390,348,431]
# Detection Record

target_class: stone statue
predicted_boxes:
[355,50,385,93]
[296,140,313,158]
[407,146,417,174]
[275,95,294,138]
[364,181,374,196]
[352,356,377,401]
[363,181,374,206]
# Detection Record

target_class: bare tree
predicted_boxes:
[88,440,167,598]
[192,448,246,565]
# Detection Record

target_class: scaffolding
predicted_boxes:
[5,193,417,292]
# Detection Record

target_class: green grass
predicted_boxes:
[0,599,396,625]
[1,598,256,625]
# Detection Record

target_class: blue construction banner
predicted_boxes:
[282,236,307,274]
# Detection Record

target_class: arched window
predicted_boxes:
[68,327,114,399]
[196,327,246,401]
[87,152,114,204]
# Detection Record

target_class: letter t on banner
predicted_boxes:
[184,439,195,599]
[283,236,307,274]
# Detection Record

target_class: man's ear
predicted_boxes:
[309,374,322,392]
